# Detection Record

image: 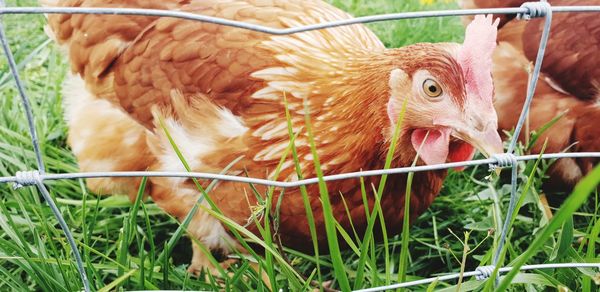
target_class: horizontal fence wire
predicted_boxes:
[0,1,599,291]
[0,6,599,34]
[1,152,600,188]
[353,263,600,292]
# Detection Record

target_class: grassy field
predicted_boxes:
[0,0,598,291]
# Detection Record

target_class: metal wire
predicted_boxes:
[352,263,600,292]
[0,6,599,35]
[493,1,553,286]
[507,1,553,154]
[0,1,599,291]
[1,152,599,187]
[0,1,87,291]
[12,171,91,292]
[0,0,45,174]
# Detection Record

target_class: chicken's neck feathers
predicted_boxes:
[299,48,419,172]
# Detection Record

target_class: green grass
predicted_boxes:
[0,0,599,291]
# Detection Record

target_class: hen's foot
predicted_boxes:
[187,247,238,277]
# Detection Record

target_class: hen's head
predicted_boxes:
[386,15,503,165]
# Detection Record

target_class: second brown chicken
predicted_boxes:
[461,0,600,192]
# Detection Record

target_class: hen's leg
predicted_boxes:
[65,74,239,274]
[143,90,252,275]
[188,239,239,276]
[149,179,239,275]
[63,74,153,199]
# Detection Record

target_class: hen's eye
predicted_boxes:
[422,79,442,98]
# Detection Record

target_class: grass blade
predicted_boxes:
[497,164,600,290]
[98,269,137,292]
[354,96,408,289]
[302,99,350,291]
[582,206,600,292]
[284,93,324,288]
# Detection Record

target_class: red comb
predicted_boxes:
[458,15,500,102]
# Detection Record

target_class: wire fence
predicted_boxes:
[0,1,599,291]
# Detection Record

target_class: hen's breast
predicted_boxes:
[241,170,446,252]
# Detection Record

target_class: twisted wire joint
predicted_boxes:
[517,1,551,20]
[475,265,496,280]
[489,153,518,170]
[12,170,41,189]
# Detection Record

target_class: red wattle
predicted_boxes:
[448,142,476,171]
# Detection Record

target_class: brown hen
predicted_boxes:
[45,0,502,272]
[461,0,600,191]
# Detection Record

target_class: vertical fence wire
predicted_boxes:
[11,171,92,292]
[491,0,553,285]
[0,1,89,291]
[0,0,45,174]
[0,1,598,291]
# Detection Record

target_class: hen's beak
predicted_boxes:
[451,127,503,173]
[465,127,504,158]
[454,98,505,158]
[453,126,504,159]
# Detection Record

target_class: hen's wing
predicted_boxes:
[45,0,191,93]
[521,4,600,101]
[47,0,385,127]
